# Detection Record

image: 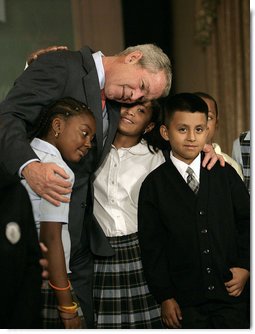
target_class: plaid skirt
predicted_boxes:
[93,232,163,329]
[41,279,86,329]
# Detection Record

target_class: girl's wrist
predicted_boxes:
[59,311,78,320]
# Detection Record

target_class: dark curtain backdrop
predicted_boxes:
[121,0,176,93]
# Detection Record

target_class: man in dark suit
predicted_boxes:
[0,44,172,327]
[0,171,42,328]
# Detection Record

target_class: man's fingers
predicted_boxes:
[39,242,48,253]
[27,45,68,65]
[43,191,70,206]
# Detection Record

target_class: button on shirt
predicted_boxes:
[93,140,165,237]
[21,138,74,273]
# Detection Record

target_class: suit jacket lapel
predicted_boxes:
[83,72,103,159]
[79,46,103,160]
[96,101,120,169]
[79,47,120,167]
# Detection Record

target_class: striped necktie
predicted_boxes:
[186,167,199,194]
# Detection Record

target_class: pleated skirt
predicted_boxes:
[41,279,86,328]
[93,232,163,329]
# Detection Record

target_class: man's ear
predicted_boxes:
[160,125,170,141]
[124,51,143,64]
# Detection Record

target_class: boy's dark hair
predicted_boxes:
[193,91,219,118]
[35,97,95,139]
[161,92,209,128]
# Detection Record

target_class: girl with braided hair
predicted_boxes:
[22,97,96,329]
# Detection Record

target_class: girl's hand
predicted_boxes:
[60,312,82,329]
[27,45,68,65]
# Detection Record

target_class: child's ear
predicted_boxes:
[160,125,170,141]
[144,122,155,134]
[51,117,64,136]
[215,118,219,130]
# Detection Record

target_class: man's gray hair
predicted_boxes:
[118,44,172,97]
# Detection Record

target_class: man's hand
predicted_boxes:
[161,298,182,328]
[202,143,225,170]
[22,161,72,206]
[27,45,68,65]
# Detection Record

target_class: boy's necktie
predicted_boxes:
[186,167,199,194]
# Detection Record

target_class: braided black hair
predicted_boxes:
[34,97,95,139]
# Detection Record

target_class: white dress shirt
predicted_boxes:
[93,140,165,237]
[21,138,74,273]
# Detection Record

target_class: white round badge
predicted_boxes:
[5,222,21,244]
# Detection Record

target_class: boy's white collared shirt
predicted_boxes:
[170,151,201,184]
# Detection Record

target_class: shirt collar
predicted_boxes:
[92,51,105,90]
[244,131,250,141]
[30,138,62,160]
[170,151,201,181]
[112,139,151,155]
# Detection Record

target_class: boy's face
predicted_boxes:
[201,97,218,144]
[160,111,208,164]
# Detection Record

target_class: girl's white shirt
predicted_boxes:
[21,138,74,273]
[93,139,165,237]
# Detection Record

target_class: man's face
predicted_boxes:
[104,52,167,103]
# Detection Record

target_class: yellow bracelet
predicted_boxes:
[48,280,71,291]
[57,302,78,314]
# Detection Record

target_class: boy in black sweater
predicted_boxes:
[138,93,250,329]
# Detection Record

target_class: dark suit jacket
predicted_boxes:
[138,158,250,307]
[0,175,42,328]
[0,46,119,260]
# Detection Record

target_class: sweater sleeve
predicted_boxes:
[228,165,250,270]
[138,176,174,303]
[0,51,68,175]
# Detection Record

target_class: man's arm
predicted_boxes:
[22,162,71,206]
[0,51,72,204]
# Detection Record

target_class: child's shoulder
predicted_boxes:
[207,160,244,183]
[142,160,172,184]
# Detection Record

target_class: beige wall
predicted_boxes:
[171,0,207,93]
[71,0,124,54]
[70,0,207,92]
